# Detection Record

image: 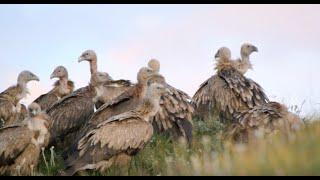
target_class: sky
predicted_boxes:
[0,4,319,116]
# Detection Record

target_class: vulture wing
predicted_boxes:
[34,93,59,111]
[65,114,153,176]
[152,84,194,144]
[94,80,132,109]
[46,86,95,145]
[0,124,32,166]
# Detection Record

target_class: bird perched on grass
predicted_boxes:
[62,83,169,176]
[0,103,50,176]
[147,59,194,145]
[228,101,304,143]
[34,66,74,111]
[192,46,269,123]
[0,71,39,127]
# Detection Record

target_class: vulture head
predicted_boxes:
[148,59,160,73]
[28,103,42,117]
[241,43,258,58]
[137,67,157,84]
[90,72,110,87]
[17,71,40,85]
[215,47,232,60]
[50,66,68,79]
[147,83,170,99]
[78,50,97,63]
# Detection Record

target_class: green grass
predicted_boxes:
[36,117,320,176]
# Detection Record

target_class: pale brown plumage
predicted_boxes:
[233,43,258,75]
[78,50,132,110]
[46,72,110,148]
[148,59,194,145]
[62,83,167,176]
[0,103,50,176]
[62,67,157,159]
[228,102,304,143]
[34,66,74,111]
[0,71,39,127]
[192,47,269,123]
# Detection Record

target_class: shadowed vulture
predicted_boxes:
[147,59,194,145]
[78,50,132,109]
[192,47,269,123]
[46,72,110,148]
[0,71,39,127]
[0,103,50,176]
[228,102,304,143]
[62,83,168,176]
[34,66,74,111]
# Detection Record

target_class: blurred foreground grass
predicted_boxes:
[37,117,320,176]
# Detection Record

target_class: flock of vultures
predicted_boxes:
[0,43,304,176]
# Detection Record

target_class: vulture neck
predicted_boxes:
[240,53,253,70]
[16,80,28,101]
[136,79,148,99]
[59,76,68,87]
[138,96,161,122]
[89,59,98,75]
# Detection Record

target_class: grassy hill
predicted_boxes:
[34,116,320,176]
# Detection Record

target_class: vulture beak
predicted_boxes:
[252,46,258,52]
[32,74,40,82]
[214,52,219,59]
[78,56,86,63]
[50,73,56,79]
[164,84,173,95]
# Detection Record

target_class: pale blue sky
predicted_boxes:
[1,4,320,116]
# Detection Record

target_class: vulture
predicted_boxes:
[147,59,194,145]
[232,43,258,75]
[0,103,50,176]
[62,66,157,159]
[228,101,304,143]
[78,50,132,109]
[62,83,169,176]
[46,71,111,148]
[192,46,269,123]
[34,66,74,111]
[0,71,39,127]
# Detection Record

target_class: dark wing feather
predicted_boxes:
[34,93,59,111]
[0,125,32,166]
[46,86,95,145]
[65,116,153,176]
[152,83,194,143]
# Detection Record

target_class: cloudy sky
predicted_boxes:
[0,4,319,116]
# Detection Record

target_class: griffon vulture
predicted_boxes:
[147,59,194,145]
[34,66,74,111]
[46,72,111,148]
[0,103,50,176]
[0,71,39,127]
[192,47,269,123]
[62,83,168,176]
[78,50,132,109]
[62,66,157,159]
[233,43,258,75]
[228,102,304,143]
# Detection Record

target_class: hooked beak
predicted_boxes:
[252,46,258,52]
[164,84,173,95]
[214,52,219,59]
[32,74,40,82]
[78,56,87,63]
[50,73,56,79]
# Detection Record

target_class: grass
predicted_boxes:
[36,117,320,176]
